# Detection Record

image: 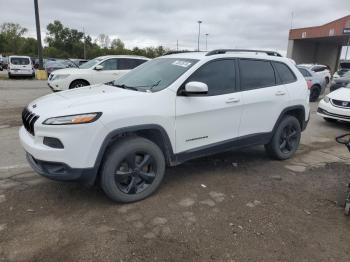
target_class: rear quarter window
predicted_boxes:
[273,62,297,84]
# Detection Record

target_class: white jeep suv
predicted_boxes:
[20,49,310,203]
[47,55,149,91]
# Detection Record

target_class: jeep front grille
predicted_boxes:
[22,107,39,136]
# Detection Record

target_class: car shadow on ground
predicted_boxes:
[33,146,271,205]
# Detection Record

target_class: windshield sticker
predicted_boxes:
[172,60,192,68]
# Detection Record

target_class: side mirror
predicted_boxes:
[95,65,103,71]
[183,81,208,95]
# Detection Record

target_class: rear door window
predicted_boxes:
[239,59,276,91]
[273,62,297,84]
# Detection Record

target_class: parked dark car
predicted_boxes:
[330,70,350,92]
[333,61,350,79]
[69,58,88,66]
[44,59,78,76]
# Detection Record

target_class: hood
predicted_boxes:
[50,68,89,75]
[328,87,350,101]
[28,84,148,117]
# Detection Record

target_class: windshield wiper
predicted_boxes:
[110,83,138,91]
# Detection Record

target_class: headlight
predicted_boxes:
[43,112,102,125]
[51,74,70,81]
[323,96,330,103]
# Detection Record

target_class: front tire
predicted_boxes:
[265,115,301,160]
[100,137,166,203]
[69,79,89,89]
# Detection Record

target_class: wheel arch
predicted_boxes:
[90,124,176,185]
[273,105,307,133]
[69,79,90,89]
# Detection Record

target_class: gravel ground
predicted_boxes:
[1,79,350,262]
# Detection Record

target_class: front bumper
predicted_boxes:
[317,100,350,122]
[48,83,60,92]
[19,121,106,169]
[47,78,70,91]
[26,153,96,185]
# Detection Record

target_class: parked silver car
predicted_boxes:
[297,66,325,102]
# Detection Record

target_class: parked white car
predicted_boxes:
[317,86,350,122]
[47,55,149,91]
[20,49,310,202]
[8,55,34,78]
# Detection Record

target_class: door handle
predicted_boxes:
[226,98,240,104]
[275,90,286,96]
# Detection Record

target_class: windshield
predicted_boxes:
[111,58,198,92]
[79,57,103,69]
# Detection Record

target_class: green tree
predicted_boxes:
[46,20,84,57]
[111,38,125,50]
[0,22,28,54]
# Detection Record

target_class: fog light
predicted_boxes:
[43,137,64,149]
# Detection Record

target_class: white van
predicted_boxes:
[8,56,34,78]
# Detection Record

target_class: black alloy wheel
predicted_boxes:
[100,137,165,203]
[115,152,156,195]
[279,124,299,154]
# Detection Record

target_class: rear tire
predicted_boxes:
[309,85,321,102]
[69,79,89,89]
[100,137,166,203]
[265,115,301,160]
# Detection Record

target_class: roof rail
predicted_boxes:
[206,49,282,57]
[163,50,196,56]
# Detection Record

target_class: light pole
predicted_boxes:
[197,21,202,51]
[34,0,43,70]
[205,33,209,51]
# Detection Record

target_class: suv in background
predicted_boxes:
[20,49,310,203]
[47,55,149,91]
[298,64,331,86]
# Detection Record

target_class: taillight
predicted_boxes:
[306,80,313,89]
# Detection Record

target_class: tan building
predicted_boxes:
[287,15,350,72]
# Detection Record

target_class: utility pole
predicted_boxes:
[197,21,202,51]
[176,40,179,51]
[290,11,294,29]
[34,0,43,70]
[205,33,209,51]
[83,27,87,59]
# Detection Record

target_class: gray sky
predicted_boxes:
[1,0,349,54]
